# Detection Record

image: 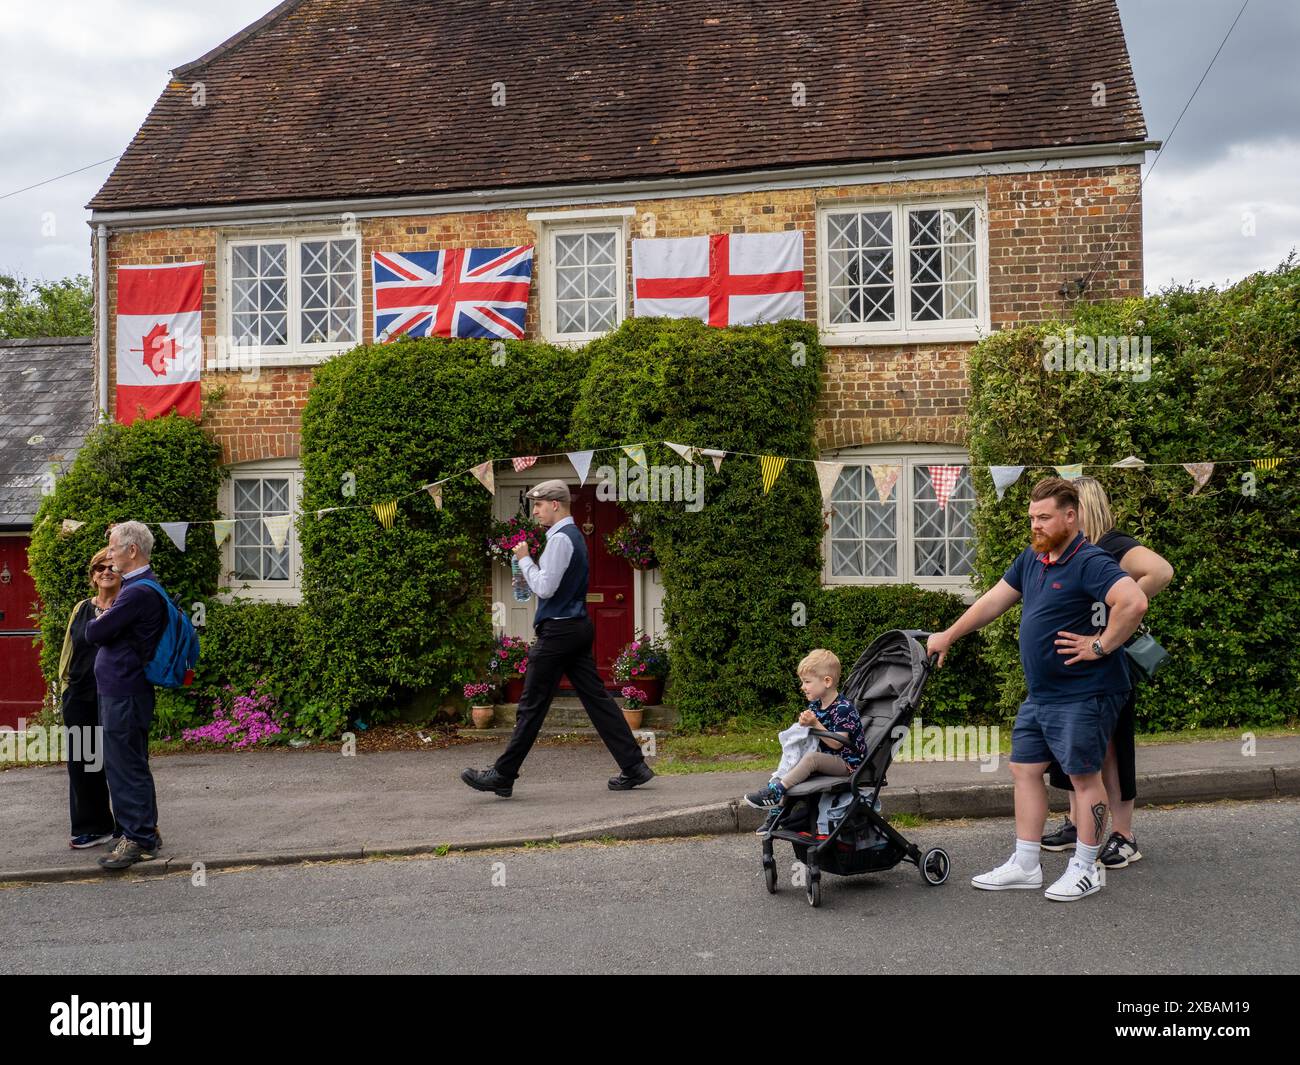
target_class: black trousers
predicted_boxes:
[495,615,645,781]
[62,690,118,838]
[99,690,161,850]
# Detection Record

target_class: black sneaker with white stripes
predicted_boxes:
[1099,831,1142,868]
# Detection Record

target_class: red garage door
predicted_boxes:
[0,534,46,728]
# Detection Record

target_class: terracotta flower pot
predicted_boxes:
[623,708,644,730]
[470,705,494,729]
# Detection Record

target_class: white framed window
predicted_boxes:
[817,200,989,345]
[822,446,976,592]
[529,208,631,343]
[221,233,360,365]
[219,459,303,603]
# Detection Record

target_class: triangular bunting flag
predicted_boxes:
[264,514,292,551]
[664,441,699,464]
[471,461,495,494]
[60,518,85,535]
[814,461,845,504]
[159,522,188,552]
[567,450,595,485]
[512,456,538,473]
[990,465,1026,501]
[868,463,901,503]
[623,444,648,469]
[1183,462,1214,495]
[372,500,398,530]
[1253,457,1282,471]
[929,465,963,510]
[760,455,788,495]
[426,484,443,510]
[700,448,726,473]
[314,508,337,520]
[1113,455,1146,469]
[1055,463,1084,480]
[213,519,235,546]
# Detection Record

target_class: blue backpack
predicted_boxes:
[135,578,200,688]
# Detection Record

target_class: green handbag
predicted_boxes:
[1124,626,1170,682]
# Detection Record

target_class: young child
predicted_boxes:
[744,649,868,815]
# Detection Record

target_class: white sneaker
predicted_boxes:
[971,857,1043,891]
[1044,859,1106,902]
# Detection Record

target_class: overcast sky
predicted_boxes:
[1,0,1296,293]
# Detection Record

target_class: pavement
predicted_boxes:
[2,733,1297,884]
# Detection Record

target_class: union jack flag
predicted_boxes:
[372,246,533,342]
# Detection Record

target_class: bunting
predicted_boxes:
[1055,463,1084,480]
[159,522,188,552]
[623,444,648,469]
[929,465,963,511]
[512,456,538,473]
[1183,462,1215,495]
[263,514,292,551]
[567,450,595,485]
[471,461,495,494]
[990,465,1025,501]
[373,500,398,529]
[814,460,845,504]
[1253,457,1282,471]
[760,455,787,495]
[426,484,444,510]
[213,519,235,546]
[868,463,901,503]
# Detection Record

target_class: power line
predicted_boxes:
[0,154,122,203]
[1078,0,1252,292]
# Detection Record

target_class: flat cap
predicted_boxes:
[525,479,571,504]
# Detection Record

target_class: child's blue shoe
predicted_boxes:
[744,780,786,809]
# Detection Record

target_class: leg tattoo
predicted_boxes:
[1091,801,1107,850]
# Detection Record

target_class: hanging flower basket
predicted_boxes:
[604,522,657,569]
[487,515,547,567]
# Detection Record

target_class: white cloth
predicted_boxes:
[517,515,576,599]
[771,723,818,781]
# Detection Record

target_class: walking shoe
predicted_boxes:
[70,832,114,849]
[1041,817,1077,851]
[971,857,1043,891]
[98,838,157,870]
[1044,859,1105,902]
[743,781,785,809]
[1098,831,1142,869]
[460,766,513,797]
[608,762,655,790]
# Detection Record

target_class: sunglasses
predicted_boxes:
[92,564,114,574]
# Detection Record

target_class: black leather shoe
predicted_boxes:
[461,767,513,797]
[608,762,655,791]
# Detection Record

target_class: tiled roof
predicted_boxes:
[90,0,1147,213]
[0,337,95,528]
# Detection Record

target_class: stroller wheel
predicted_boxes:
[921,847,950,886]
[806,870,821,908]
[762,859,777,894]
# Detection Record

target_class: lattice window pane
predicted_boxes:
[554,230,620,336]
[230,476,293,582]
[826,210,895,327]
[907,207,978,324]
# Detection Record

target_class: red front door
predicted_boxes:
[0,535,46,728]
[561,486,634,689]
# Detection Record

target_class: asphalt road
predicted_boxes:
[3,798,1297,975]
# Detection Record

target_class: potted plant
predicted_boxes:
[487,633,530,702]
[612,633,669,705]
[603,521,657,569]
[620,685,647,730]
[464,682,495,729]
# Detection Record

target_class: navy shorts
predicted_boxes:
[1010,692,1126,776]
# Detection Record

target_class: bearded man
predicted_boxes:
[926,477,1148,902]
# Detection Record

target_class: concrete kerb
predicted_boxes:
[2,765,1295,886]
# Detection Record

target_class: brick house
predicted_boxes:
[86,0,1152,678]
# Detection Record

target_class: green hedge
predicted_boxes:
[808,586,998,724]
[572,317,828,729]
[27,415,223,688]
[968,261,1300,728]
[295,335,587,735]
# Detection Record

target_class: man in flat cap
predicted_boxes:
[462,479,654,797]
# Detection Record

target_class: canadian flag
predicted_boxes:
[632,232,804,326]
[115,262,204,425]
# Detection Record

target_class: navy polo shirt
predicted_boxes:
[1003,532,1131,702]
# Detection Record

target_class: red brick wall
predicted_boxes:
[99,163,1142,464]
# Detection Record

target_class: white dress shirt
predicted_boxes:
[518,515,577,600]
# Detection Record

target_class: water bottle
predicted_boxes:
[510,558,530,602]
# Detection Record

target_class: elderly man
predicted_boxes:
[462,480,653,797]
[927,477,1148,902]
[86,521,168,869]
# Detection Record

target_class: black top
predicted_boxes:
[1095,528,1141,563]
[65,599,102,701]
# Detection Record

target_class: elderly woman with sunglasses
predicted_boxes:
[55,547,122,849]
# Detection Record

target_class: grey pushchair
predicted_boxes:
[759,630,951,907]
